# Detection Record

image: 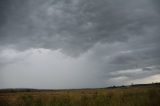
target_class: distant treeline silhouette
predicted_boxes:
[0,82,160,93]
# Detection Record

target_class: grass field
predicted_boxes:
[0,83,160,106]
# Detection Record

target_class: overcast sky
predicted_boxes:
[0,0,160,89]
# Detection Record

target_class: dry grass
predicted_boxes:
[0,86,160,106]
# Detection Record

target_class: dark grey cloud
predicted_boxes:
[109,47,160,69]
[0,0,9,28]
[0,0,159,56]
[152,0,160,11]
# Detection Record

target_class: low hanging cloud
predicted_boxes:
[0,0,160,89]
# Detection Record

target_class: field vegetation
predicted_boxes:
[0,83,160,106]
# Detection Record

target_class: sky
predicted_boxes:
[0,0,160,89]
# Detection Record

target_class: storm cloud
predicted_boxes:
[0,0,160,89]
